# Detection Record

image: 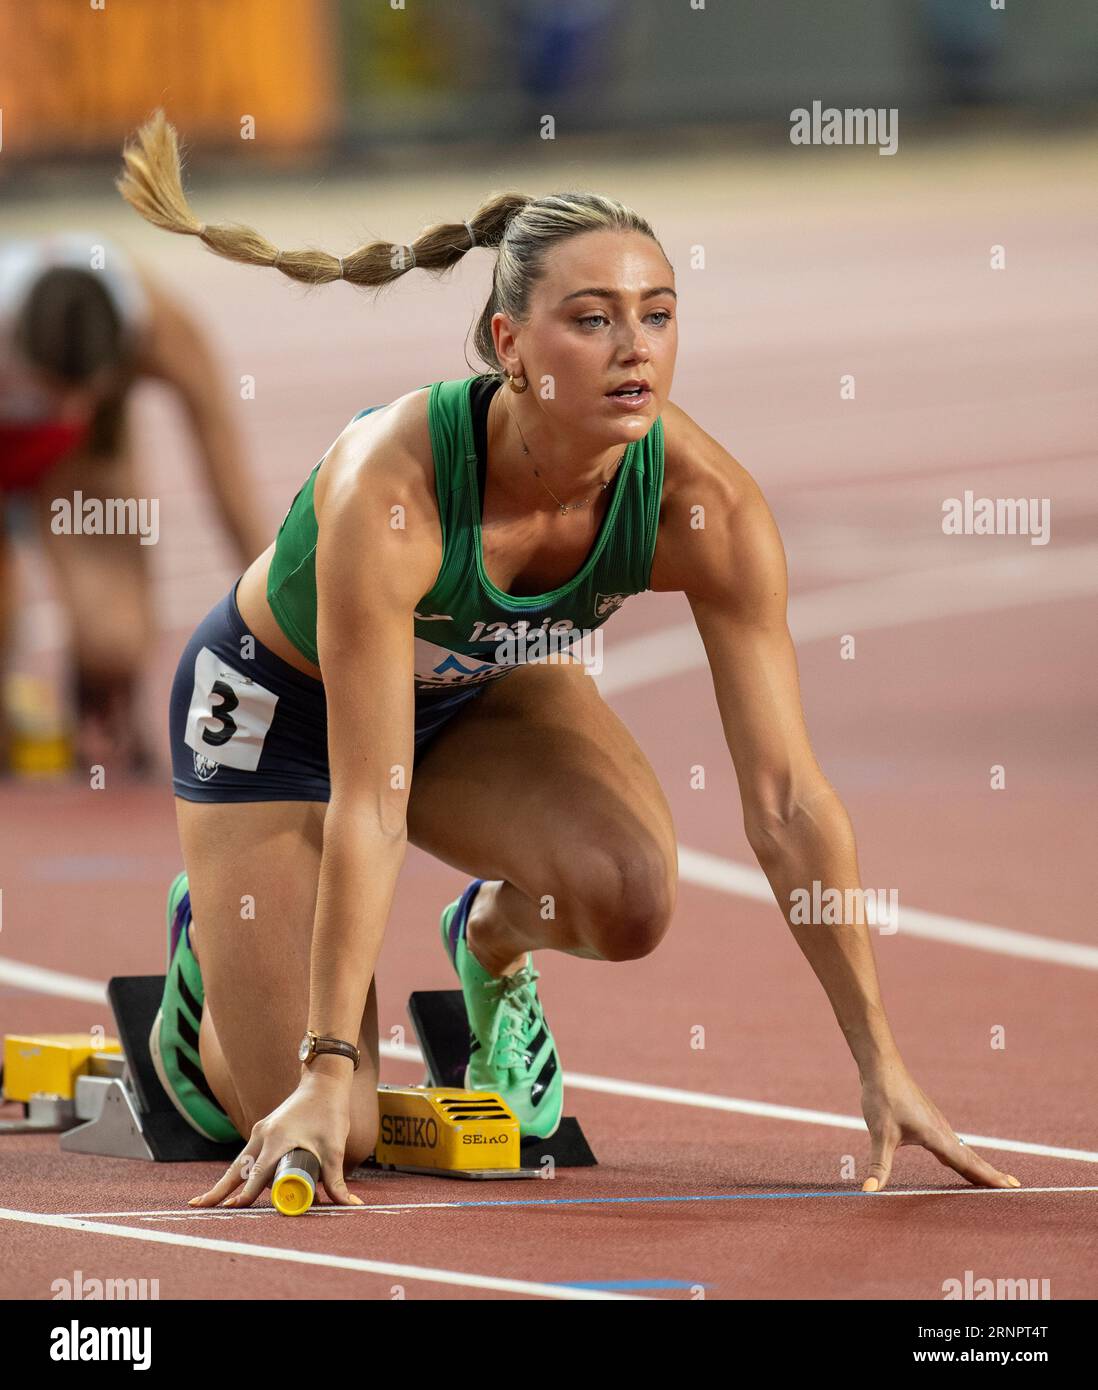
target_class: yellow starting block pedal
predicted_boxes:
[369,1086,542,1180]
[3,1033,122,1102]
[1,1033,123,1134]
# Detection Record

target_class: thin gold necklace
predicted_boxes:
[503,396,625,515]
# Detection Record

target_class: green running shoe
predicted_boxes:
[440,879,563,1139]
[148,870,241,1143]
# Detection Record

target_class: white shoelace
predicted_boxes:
[481,964,543,1071]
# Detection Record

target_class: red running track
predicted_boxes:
[1,138,1096,1299]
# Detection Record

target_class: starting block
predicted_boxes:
[367,1085,534,1179]
[0,979,239,1161]
[408,990,596,1172]
[1,979,596,1178]
[0,1032,124,1136]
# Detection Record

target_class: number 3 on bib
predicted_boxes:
[183,646,278,772]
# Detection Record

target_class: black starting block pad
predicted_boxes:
[46,977,594,1170]
[60,976,240,1163]
[408,990,596,1169]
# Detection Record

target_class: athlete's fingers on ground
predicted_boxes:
[219,1147,285,1208]
[862,1128,900,1193]
[926,1132,1020,1189]
[218,1139,301,1206]
[321,1158,364,1207]
[188,1147,257,1207]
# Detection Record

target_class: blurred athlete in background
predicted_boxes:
[0,233,268,773]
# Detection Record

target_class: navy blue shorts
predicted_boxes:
[169,580,490,803]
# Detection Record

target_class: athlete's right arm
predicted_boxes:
[306,404,442,1070]
[189,401,443,1210]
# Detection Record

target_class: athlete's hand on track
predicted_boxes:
[188,1073,364,1209]
[859,1063,1021,1192]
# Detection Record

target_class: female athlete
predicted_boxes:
[0,229,267,771]
[117,111,1020,1209]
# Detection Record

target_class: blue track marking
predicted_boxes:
[62,1186,1095,1222]
[31,854,159,881]
[371,1189,893,1211]
[353,1186,1092,1213]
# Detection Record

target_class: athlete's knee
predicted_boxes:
[558,840,676,961]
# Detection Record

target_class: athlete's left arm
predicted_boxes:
[668,422,1018,1192]
[134,272,269,566]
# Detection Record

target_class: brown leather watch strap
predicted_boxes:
[314,1037,360,1069]
[300,1030,361,1070]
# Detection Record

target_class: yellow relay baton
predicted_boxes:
[271,1148,321,1216]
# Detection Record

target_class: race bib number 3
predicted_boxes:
[183,646,278,772]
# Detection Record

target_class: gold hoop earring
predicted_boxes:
[507,371,529,394]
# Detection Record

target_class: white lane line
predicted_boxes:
[60,1187,1098,1220]
[4,1014,1089,1167]
[597,542,1098,696]
[382,1041,1098,1164]
[0,1207,643,1300]
[0,958,108,1003]
[676,846,1098,971]
[557,1070,1098,1164]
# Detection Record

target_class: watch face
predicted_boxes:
[298,1035,311,1063]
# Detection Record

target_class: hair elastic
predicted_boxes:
[337,256,345,279]
[403,245,416,270]
[464,220,477,248]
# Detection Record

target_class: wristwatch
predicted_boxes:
[298,1030,361,1070]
